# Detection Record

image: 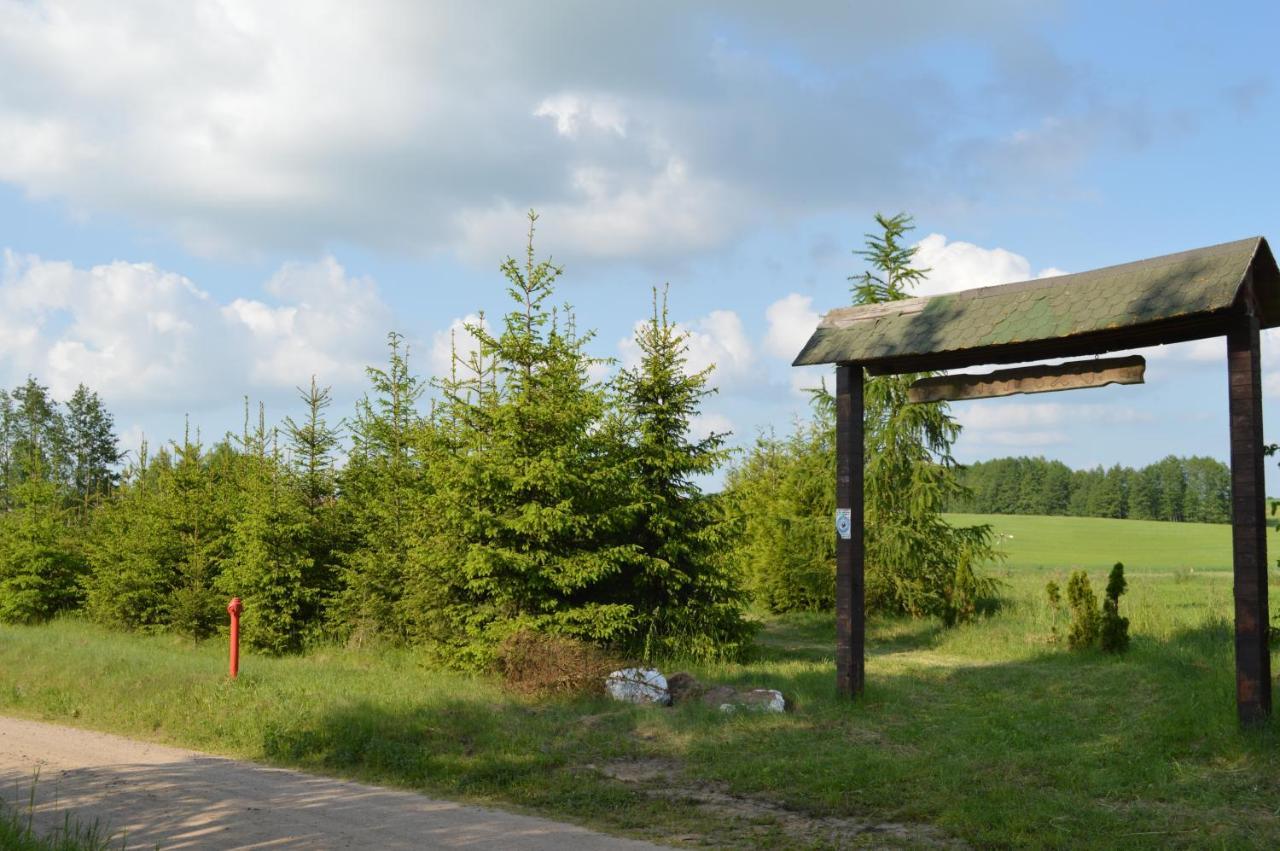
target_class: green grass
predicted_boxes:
[1,513,1279,848]
[946,511,1277,571]
[0,785,122,851]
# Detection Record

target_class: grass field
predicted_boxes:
[946,511,1277,572]
[1,513,1278,848]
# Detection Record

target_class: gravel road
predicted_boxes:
[0,715,664,850]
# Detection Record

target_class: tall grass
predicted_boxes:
[0,513,1276,848]
[0,775,122,851]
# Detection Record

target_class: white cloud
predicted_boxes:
[534,94,627,138]
[225,256,392,388]
[0,1,1093,263]
[912,233,1059,296]
[764,293,820,359]
[619,308,754,388]
[0,250,391,409]
[952,400,1152,453]
[955,401,1152,430]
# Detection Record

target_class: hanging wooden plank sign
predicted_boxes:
[907,354,1145,404]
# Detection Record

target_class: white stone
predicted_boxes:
[718,689,786,713]
[605,668,671,705]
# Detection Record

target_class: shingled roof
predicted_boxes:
[793,236,1280,373]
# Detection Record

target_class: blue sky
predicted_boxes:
[1,1,1279,489]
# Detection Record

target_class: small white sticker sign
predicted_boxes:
[835,508,852,540]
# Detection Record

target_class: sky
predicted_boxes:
[2,0,1280,489]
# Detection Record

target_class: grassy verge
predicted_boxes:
[1,514,1278,848]
[0,785,122,851]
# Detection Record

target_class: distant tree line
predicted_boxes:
[947,455,1233,523]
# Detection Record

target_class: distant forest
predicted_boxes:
[947,455,1232,523]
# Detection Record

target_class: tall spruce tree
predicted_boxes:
[0,390,13,507]
[283,377,342,624]
[218,406,313,653]
[8,378,68,489]
[65,383,122,512]
[333,333,427,642]
[165,427,236,637]
[851,213,998,620]
[422,212,637,665]
[613,287,752,661]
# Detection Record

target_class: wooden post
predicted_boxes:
[835,364,866,698]
[1227,311,1272,725]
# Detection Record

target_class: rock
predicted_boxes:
[666,672,706,705]
[644,671,789,713]
[717,688,787,713]
[605,668,671,705]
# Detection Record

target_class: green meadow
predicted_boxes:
[1,513,1278,849]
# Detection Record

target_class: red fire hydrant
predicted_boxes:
[227,597,243,679]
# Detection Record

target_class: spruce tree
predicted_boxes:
[165,426,235,637]
[0,390,13,507]
[218,408,313,653]
[1099,562,1130,653]
[334,333,427,642]
[84,441,179,631]
[724,393,837,613]
[0,476,80,622]
[283,377,343,625]
[65,383,123,513]
[613,286,752,660]
[851,213,998,621]
[424,212,637,665]
[8,378,68,488]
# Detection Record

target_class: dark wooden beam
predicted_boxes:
[1227,311,1273,726]
[835,364,866,698]
[863,311,1235,376]
[907,355,1145,404]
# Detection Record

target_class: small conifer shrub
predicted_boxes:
[1100,562,1131,653]
[1045,579,1063,641]
[1066,570,1101,650]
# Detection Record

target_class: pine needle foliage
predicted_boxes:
[420,212,640,666]
[725,213,997,623]
[1066,570,1102,650]
[1100,562,1131,653]
[612,287,753,662]
[852,213,999,622]
[724,393,836,612]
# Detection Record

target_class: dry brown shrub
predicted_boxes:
[495,629,621,696]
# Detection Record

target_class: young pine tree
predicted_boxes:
[217,407,313,654]
[613,286,752,661]
[333,333,428,643]
[0,476,81,622]
[423,212,636,665]
[84,440,182,630]
[65,383,123,514]
[725,392,837,613]
[165,427,236,637]
[851,213,999,622]
[1066,570,1101,650]
[283,377,343,624]
[1099,562,1130,653]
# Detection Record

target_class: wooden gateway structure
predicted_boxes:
[793,236,1280,726]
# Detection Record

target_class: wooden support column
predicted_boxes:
[1227,311,1273,726]
[835,364,866,698]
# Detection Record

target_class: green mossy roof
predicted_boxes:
[793,237,1280,367]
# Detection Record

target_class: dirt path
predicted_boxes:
[0,715,664,850]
